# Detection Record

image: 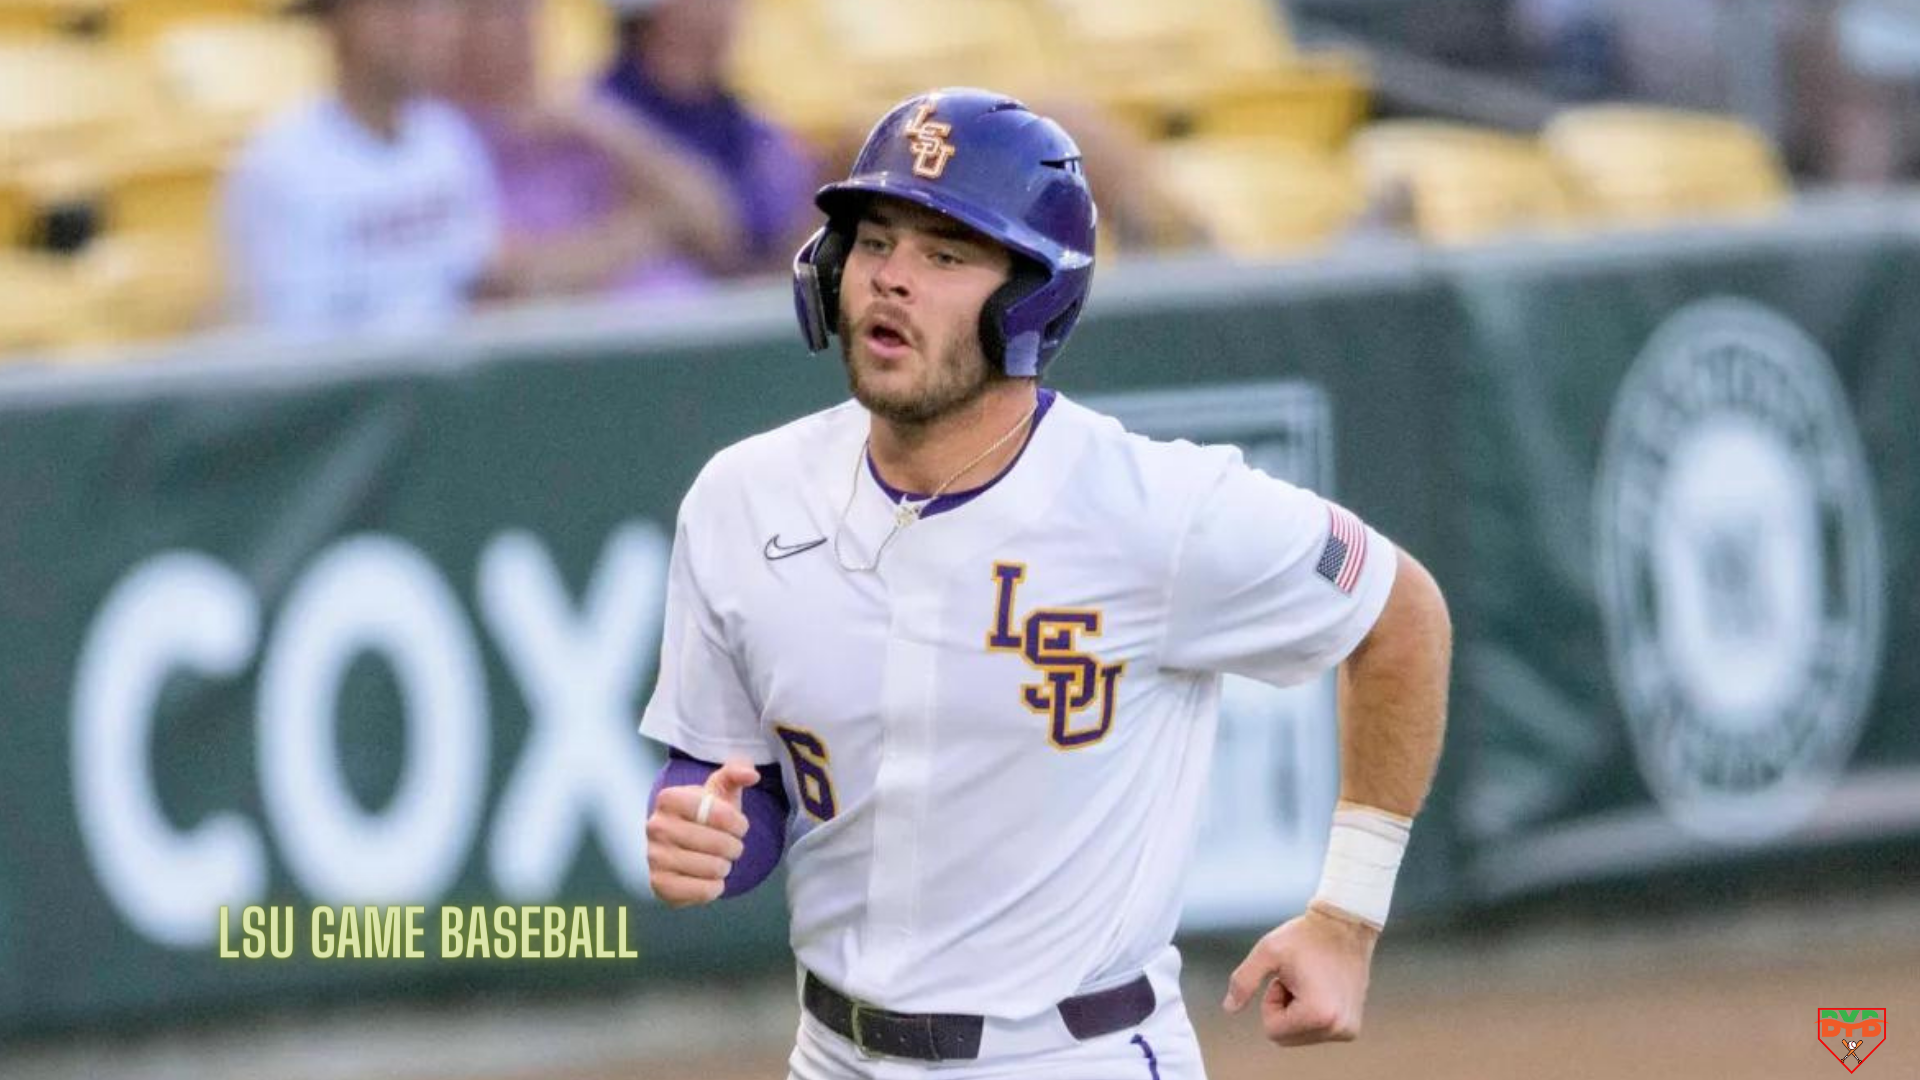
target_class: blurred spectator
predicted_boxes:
[220,0,501,337]
[447,0,740,299]
[597,0,819,274]
[1609,0,1742,111]
[1815,0,1920,183]
[1512,0,1620,100]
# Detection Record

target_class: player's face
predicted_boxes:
[837,199,1015,426]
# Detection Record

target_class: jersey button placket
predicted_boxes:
[855,575,941,993]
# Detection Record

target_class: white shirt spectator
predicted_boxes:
[222,98,501,337]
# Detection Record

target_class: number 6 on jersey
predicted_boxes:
[776,724,838,821]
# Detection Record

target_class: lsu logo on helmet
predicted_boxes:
[904,102,957,179]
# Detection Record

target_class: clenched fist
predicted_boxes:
[1222,904,1380,1046]
[645,759,759,908]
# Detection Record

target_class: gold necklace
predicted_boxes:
[833,400,1040,573]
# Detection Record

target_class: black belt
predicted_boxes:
[802,969,1157,1062]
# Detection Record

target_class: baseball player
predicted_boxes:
[640,88,1451,1079]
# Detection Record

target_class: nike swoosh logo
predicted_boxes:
[764,534,827,560]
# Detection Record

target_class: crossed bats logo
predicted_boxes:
[1818,1008,1884,1072]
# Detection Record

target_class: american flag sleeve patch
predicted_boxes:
[1315,503,1368,595]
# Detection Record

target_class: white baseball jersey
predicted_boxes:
[641,393,1396,1019]
[221,98,500,337]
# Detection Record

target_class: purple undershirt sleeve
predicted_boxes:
[648,747,790,898]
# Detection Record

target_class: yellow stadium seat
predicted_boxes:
[1039,0,1298,91]
[0,40,156,165]
[0,251,90,354]
[1183,54,1370,148]
[814,0,1056,112]
[1,153,105,246]
[1035,0,1364,143]
[1191,0,1304,71]
[1543,105,1790,225]
[99,137,230,236]
[101,0,270,42]
[1353,120,1582,243]
[729,0,874,148]
[1154,136,1365,257]
[1,220,220,356]
[144,15,334,132]
[1038,0,1212,109]
[0,0,102,39]
[0,172,28,247]
[1,124,227,251]
[539,0,615,95]
[73,229,222,344]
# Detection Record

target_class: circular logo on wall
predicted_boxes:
[1594,298,1884,843]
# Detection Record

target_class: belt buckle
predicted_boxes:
[847,1001,880,1060]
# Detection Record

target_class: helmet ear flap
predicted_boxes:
[792,223,853,352]
[980,259,1049,376]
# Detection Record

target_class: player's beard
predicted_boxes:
[838,313,1004,427]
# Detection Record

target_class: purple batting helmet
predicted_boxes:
[792,88,1097,379]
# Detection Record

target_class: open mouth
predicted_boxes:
[862,313,915,357]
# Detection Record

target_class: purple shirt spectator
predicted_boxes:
[599,59,816,266]
[468,112,708,298]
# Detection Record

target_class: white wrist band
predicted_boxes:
[1310,802,1412,930]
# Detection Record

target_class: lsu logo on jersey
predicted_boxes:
[985,562,1126,750]
[903,102,958,179]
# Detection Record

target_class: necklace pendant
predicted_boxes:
[894,503,921,527]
